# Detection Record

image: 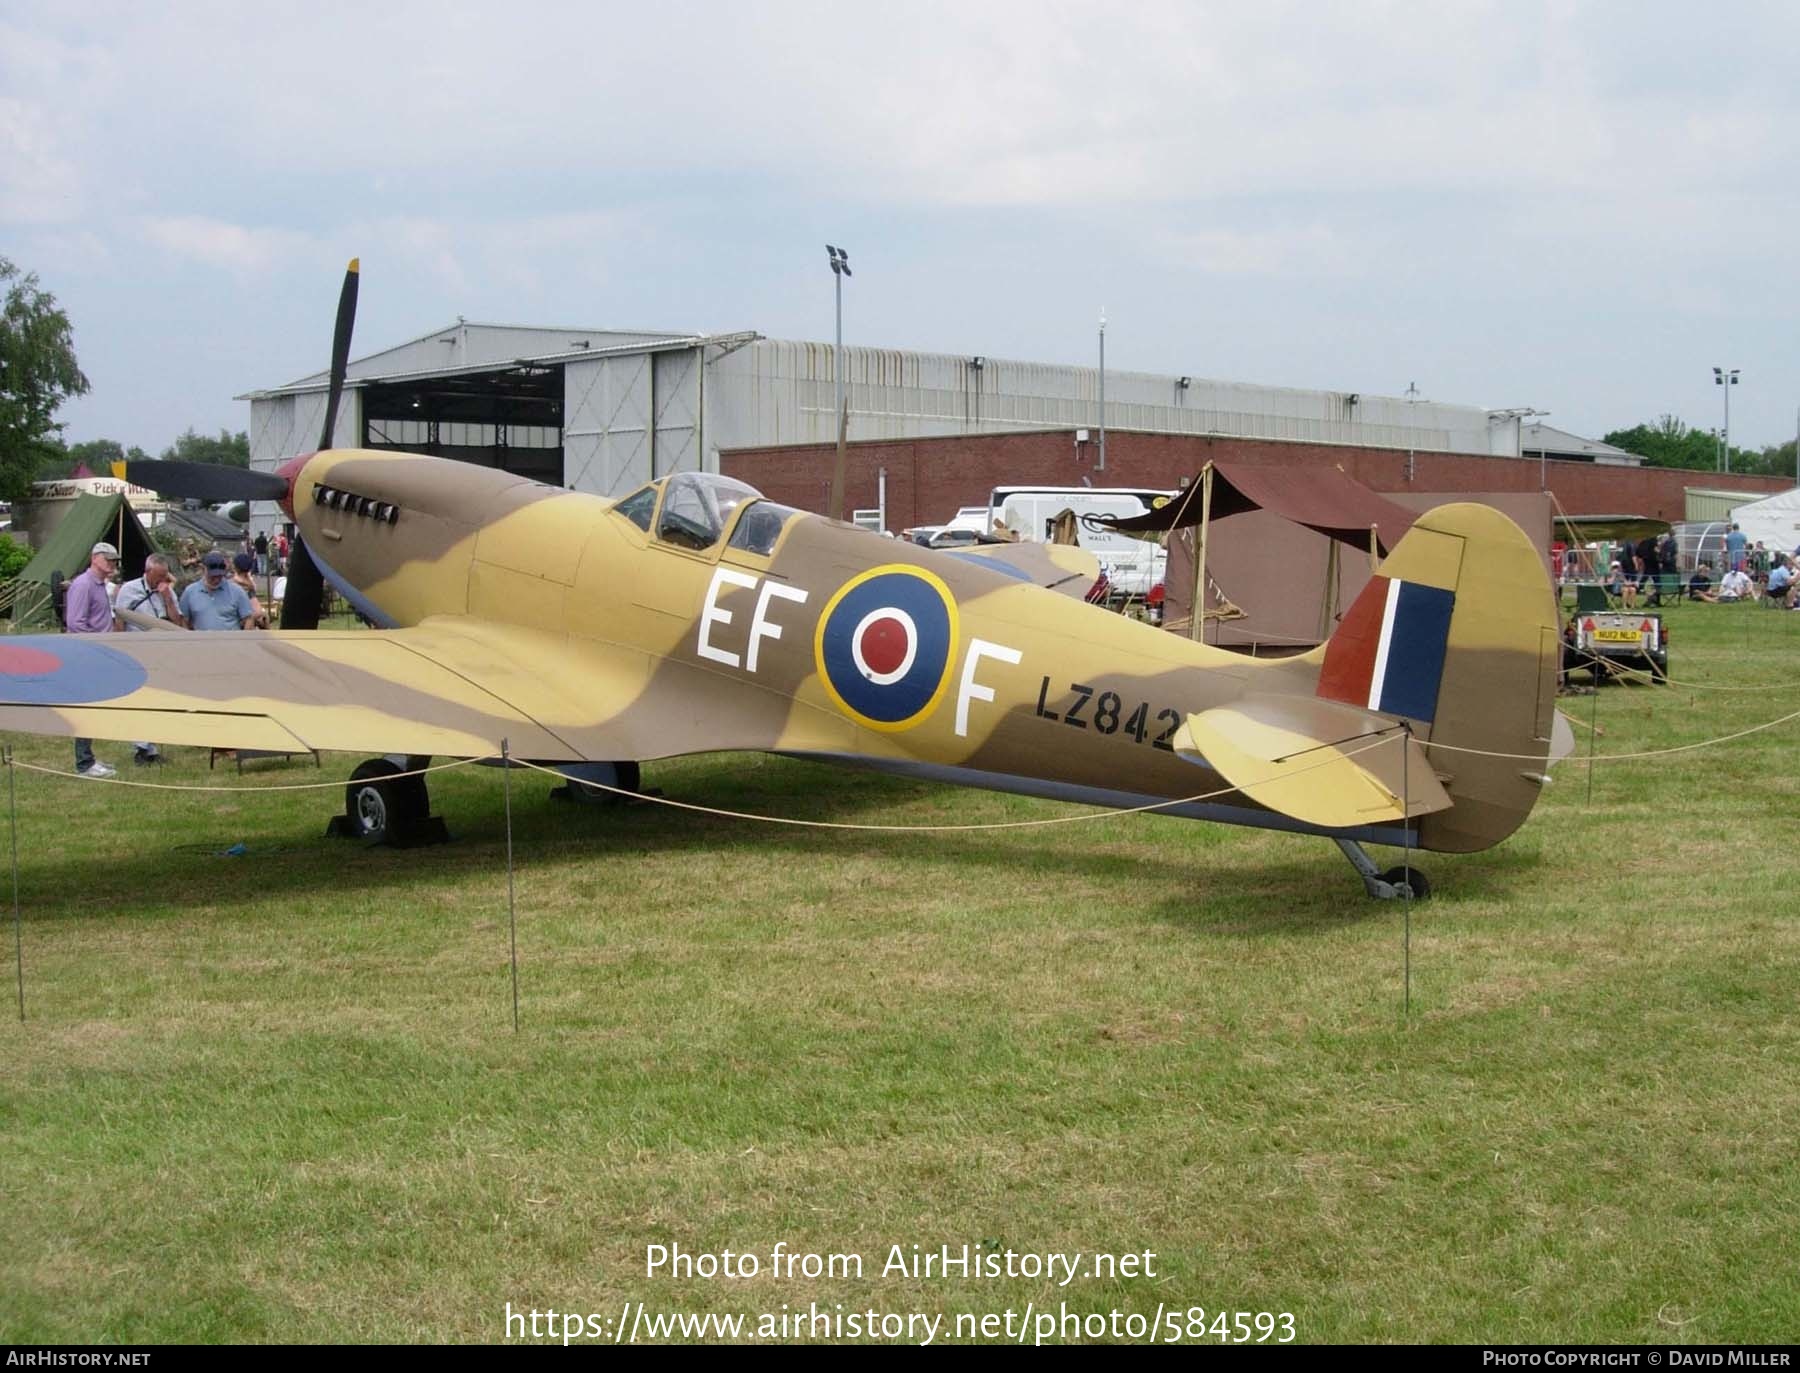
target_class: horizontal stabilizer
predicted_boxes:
[1173,693,1452,829]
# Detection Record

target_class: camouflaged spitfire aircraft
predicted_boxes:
[0,264,1571,897]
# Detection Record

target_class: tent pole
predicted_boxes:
[1320,537,1339,641]
[1369,525,1379,573]
[1189,463,1213,642]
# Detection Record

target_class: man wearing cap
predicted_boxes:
[65,542,121,778]
[179,551,257,631]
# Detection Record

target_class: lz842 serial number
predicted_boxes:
[1035,676,1181,750]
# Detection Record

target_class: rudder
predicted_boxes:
[1311,503,1560,853]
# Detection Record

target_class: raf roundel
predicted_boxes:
[0,639,148,703]
[814,566,959,731]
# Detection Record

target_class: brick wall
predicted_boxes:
[720,429,1791,527]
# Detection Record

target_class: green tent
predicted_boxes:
[9,493,158,630]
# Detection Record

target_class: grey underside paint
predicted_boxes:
[779,751,1417,848]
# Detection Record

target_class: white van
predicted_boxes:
[905,506,994,549]
[986,486,1173,601]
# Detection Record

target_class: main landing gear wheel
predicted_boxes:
[345,758,427,841]
[553,760,642,806]
[329,757,448,846]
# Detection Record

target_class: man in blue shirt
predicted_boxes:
[64,541,121,778]
[179,551,256,630]
[1725,523,1747,573]
[1768,558,1796,607]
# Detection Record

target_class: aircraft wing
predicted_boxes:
[943,543,1101,597]
[0,619,660,762]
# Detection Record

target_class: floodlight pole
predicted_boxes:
[1404,381,1420,484]
[1714,367,1739,473]
[827,245,851,442]
[826,245,852,521]
[1097,309,1107,473]
[835,266,844,441]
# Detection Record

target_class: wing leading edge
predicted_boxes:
[0,620,643,761]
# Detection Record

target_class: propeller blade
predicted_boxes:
[279,535,327,630]
[278,260,359,630]
[317,257,360,450]
[109,460,287,504]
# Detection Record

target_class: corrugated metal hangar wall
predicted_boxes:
[243,321,1523,529]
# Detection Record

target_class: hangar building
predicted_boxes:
[242,319,1529,514]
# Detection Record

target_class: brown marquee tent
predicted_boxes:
[1095,461,1548,650]
[1101,460,1419,556]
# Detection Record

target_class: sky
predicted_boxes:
[5,1,1798,454]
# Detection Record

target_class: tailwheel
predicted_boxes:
[330,756,447,846]
[1379,865,1431,901]
[1335,839,1430,900]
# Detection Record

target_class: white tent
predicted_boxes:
[1732,487,1800,554]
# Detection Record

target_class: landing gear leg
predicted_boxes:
[1336,838,1430,901]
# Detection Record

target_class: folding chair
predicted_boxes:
[1574,583,1612,615]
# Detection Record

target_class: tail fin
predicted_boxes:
[1311,502,1561,852]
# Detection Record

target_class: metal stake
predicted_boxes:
[1401,726,1412,1018]
[8,746,20,1022]
[1586,666,1600,806]
[503,739,518,1033]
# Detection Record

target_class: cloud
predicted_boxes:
[135,207,642,308]
[1151,224,1357,277]
[370,218,468,295]
[13,1,1800,449]
[0,17,120,223]
[8,3,1798,221]
[141,216,317,278]
[0,96,82,223]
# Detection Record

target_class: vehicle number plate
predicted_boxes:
[1594,629,1641,643]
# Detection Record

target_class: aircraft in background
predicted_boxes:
[0,264,1571,898]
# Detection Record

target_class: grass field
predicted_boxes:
[1,600,1797,1344]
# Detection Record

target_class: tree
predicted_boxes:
[1603,416,1744,472]
[159,427,249,467]
[1756,439,1797,480]
[41,437,151,480]
[0,257,90,500]
[0,533,30,579]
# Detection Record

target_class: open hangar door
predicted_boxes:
[361,365,565,485]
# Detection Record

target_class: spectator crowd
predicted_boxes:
[62,535,286,778]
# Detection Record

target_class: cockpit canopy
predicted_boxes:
[611,473,795,556]
[656,472,760,550]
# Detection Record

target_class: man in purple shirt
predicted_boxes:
[64,541,120,778]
